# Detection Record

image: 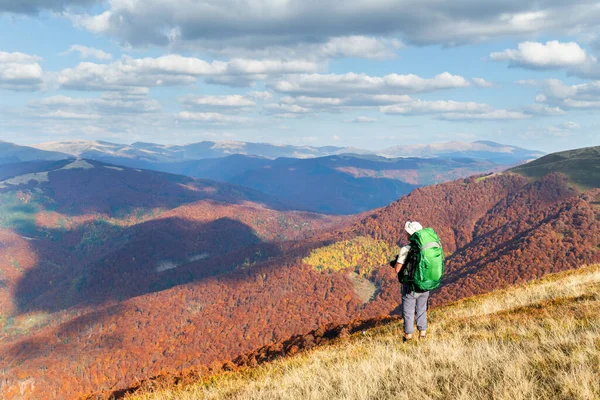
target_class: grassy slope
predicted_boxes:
[509,145,600,190]
[130,265,600,400]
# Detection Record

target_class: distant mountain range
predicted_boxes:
[0,141,72,164]
[0,139,544,215]
[30,139,544,164]
[213,154,500,214]
[112,153,502,214]
[31,139,371,163]
[378,140,545,164]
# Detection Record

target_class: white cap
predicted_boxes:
[405,221,423,235]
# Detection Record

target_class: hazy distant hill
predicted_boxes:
[32,139,372,163]
[0,141,72,165]
[224,154,501,214]
[144,153,505,214]
[379,140,544,164]
[509,145,600,189]
[32,139,542,165]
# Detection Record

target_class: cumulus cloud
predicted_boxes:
[56,55,321,90]
[63,0,600,51]
[247,91,273,101]
[438,110,531,121]
[180,95,256,110]
[472,78,494,88]
[522,104,566,116]
[527,121,583,138]
[38,110,101,119]
[348,94,412,106]
[274,92,525,123]
[490,40,589,69]
[279,94,420,109]
[177,111,248,124]
[270,72,469,97]
[29,91,161,117]
[0,51,44,91]
[319,36,403,60]
[60,45,113,61]
[281,96,346,107]
[263,103,313,117]
[532,79,600,110]
[380,100,492,115]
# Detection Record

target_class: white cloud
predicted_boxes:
[60,45,112,61]
[247,91,273,101]
[533,79,600,110]
[263,103,313,116]
[57,55,321,91]
[351,116,377,123]
[348,94,412,106]
[522,104,566,116]
[177,111,248,124]
[516,79,540,86]
[439,110,531,121]
[319,36,403,59]
[227,59,320,75]
[542,121,582,137]
[39,110,101,119]
[490,40,589,69]
[472,78,494,88]
[380,99,491,115]
[180,95,256,109]
[173,35,404,60]
[281,96,346,107]
[29,91,161,116]
[0,51,44,91]
[62,1,600,51]
[271,72,469,97]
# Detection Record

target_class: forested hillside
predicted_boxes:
[124,265,600,400]
[0,149,598,399]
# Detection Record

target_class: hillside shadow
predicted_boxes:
[443,212,559,285]
[13,216,281,314]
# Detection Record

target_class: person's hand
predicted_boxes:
[395,263,402,274]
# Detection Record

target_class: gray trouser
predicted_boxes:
[402,285,429,334]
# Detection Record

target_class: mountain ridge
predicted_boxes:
[29,139,543,163]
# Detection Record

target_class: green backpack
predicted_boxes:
[401,228,444,291]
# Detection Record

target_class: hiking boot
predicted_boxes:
[403,333,414,342]
[418,330,427,340]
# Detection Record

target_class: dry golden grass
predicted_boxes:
[130,265,600,400]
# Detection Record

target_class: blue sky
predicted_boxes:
[1,1,599,153]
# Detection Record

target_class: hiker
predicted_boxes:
[392,221,444,342]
